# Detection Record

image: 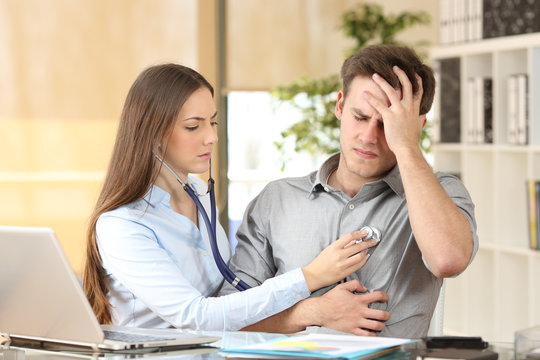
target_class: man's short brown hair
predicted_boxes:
[340,45,435,115]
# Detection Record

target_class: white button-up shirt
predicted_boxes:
[96,176,309,330]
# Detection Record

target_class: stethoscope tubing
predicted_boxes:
[182,180,250,291]
[155,154,250,291]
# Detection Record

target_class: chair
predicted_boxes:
[427,281,445,336]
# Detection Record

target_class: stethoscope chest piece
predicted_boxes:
[356,225,382,243]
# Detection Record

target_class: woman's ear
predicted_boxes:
[153,143,163,156]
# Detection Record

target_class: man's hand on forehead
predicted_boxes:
[361,66,424,154]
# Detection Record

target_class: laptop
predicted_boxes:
[0,225,221,351]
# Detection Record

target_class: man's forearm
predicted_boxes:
[396,147,474,278]
[241,280,390,336]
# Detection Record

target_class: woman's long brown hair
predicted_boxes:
[83,64,213,324]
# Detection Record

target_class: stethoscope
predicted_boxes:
[155,154,383,292]
[356,226,381,244]
[155,154,251,291]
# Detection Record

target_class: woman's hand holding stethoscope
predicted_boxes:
[301,227,381,293]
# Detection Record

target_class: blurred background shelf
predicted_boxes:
[431,32,540,342]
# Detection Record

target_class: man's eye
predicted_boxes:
[354,116,368,121]
[211,121,219,126]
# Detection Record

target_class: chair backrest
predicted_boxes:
[427,281,445,336]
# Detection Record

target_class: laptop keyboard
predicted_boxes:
[103,330,175,343]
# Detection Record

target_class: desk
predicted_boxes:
[4,331,279,360]
[0,332,516,360]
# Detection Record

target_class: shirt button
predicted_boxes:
[324,186,329,192]
[348,204,355,210]
[296,294,302,299]
[202,250,208,256]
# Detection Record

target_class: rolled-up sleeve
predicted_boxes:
[433,172,479,271]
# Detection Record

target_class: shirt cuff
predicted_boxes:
[286,267,311,300]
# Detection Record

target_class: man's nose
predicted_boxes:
[360,120,379,144]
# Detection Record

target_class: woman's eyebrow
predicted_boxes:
[183,111,218,121]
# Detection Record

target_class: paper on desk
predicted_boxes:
[220,333,411,359]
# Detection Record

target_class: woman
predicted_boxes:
[83,63,372,330]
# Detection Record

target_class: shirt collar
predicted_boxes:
[382,165,405,198]
[142,185,170,208]
[309,153,340,193]
[309,153,405,198]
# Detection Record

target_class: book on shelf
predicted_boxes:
[466,78,475,143]
[479,77,493,144]
[439,0,483,45]
[454,0,465,43]
[465,77,492,144]
[517,74,529,145]
[440,0,540,44]
[526,180,540,250]
[507,74,529,145]
[507,75,518,144]
[472,0,482,42]
[439,0,451,44]
[483,0,540,39]
[536,182,540,251]
[437,57,461,143]
[431,64,442,144]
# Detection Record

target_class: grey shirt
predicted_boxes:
[220,153,478,338]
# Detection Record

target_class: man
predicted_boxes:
[220,45,478,338]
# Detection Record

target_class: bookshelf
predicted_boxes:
[430,32,540,342]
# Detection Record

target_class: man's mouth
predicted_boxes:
[354,148,377,159]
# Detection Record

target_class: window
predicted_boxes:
[227,91,325,246]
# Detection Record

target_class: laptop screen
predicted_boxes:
[0,226,221,351]
[0,226,105,346]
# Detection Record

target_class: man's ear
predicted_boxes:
[335,90,345,120]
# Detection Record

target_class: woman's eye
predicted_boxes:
[186,126,198,131]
